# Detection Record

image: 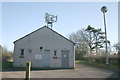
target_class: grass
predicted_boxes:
[2,62,13,69]
[75,60,120,71]
[2,61,119,70]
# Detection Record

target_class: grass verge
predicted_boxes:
[75,60,120,71]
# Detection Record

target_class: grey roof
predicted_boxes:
[13,25,75,45]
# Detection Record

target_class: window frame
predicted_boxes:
[21,49,24,55]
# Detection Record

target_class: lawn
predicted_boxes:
[75,60,120,71]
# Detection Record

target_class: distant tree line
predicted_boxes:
[0,45,13,62]
[114,43,120,55]
[68,25,118,61]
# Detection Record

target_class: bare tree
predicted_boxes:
[68,29,88,59]
[0,45,13,62]
[114,43,120,54]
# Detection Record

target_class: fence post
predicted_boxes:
[25,61,31,80]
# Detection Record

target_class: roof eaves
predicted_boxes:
[13,25,47,44]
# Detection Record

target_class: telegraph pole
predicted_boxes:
[101,6,109,64]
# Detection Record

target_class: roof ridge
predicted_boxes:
[13,25,75,45]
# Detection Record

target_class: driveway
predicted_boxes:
[2,64,119,78]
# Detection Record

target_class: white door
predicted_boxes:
[61,50,69,68]
[43,50,50,67]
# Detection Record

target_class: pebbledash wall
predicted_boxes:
[13,26,75,68]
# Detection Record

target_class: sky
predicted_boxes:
[0,2,118,51]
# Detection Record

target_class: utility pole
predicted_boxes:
[101,6,109,64]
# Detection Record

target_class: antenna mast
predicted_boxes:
[45,13,57,29]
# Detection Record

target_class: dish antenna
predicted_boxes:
[45,13,57,29]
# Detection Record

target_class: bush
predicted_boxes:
[78,57,119,66]
[87,57,118,65]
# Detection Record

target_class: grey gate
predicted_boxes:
[61,50,69,68]
[43,50,50,67]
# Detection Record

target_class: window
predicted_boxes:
[54,50,57,56]
[21,49,24,55]
[53,50,57,59]
[28,49,32,53]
